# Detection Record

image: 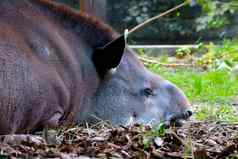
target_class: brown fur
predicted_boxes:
[32,0,118,47]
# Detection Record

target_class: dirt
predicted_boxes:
[0,121,237,159]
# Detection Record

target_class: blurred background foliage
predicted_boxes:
[196,0,238,31]
[56,0,238,44]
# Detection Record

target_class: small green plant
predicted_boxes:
[176,47,192,59]
[143,123,166,149]
[193,76,203,96]
[136,48,146,56]
[196,39,238,70]
[159,54,169,63]
[183,135,193,159]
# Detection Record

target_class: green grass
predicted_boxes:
[195,103,238,123]
[147,64,238,123]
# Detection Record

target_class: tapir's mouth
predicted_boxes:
[165,110,193,128]
[126,109,192,127]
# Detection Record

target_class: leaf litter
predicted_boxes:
[0,120,237,159]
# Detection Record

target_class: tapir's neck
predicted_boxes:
[31,0,118,48]
[1,0,118,48]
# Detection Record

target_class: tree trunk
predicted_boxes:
[80,0,107,21]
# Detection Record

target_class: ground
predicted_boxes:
[0,121,237,158]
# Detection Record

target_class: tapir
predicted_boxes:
[0,0,192,135]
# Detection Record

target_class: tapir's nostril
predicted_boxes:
[169,109,192,122]
[186,110,193,117]
[183,109,193,119]
[165,109,193,128]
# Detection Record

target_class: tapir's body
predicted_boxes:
[0,0,191,134]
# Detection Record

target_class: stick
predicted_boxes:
[128,1,190,35]
[138,56,194,67]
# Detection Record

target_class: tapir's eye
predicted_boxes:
[143,88,154,97]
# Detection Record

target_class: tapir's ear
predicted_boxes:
[93,35,125,72]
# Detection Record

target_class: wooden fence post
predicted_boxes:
[80,0,106,21]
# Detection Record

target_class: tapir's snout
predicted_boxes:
[158,80,193,127]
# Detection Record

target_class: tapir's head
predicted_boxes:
[85,35,192,126]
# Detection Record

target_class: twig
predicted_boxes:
[128,1,190,35]
[121,150,131,158]
[138,56,194,67]
[168,130,190,148]
[86,122,91,137]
